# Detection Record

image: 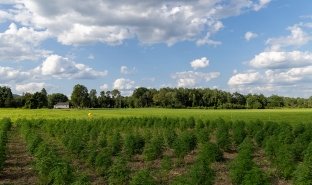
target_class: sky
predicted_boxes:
[0,0,312,97]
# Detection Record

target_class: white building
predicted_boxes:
[54,102,70,109]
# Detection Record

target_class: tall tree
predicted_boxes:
[71,84,90,108]
[89,89,98,108]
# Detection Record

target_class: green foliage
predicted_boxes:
[173,131,197,158]
[94,149,112,177]
[229,139,266,185]
[108,156,130,185]
[71,84,90,108]
[129,169,156,185]
[232,121,246,146]
[293,142,312,185]
[124,133,145,157]
[197,142,223,163]
[163,128,176,148]
[143,135,163,161]
[275,144,295,179]
[109,132,122,156]
[0,118,11,170]
[172,160,214,185]
[160,156,172,172]
[216,122,231,151]
[242,166,270,185]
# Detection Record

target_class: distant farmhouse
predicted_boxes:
[54,102,70,109]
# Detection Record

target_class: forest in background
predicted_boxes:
[1,84,312,109]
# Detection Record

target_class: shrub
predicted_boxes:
[171,160,214,185]
[242,166,270,185]
[275,144,295,179]
[109,132,122,156]
[163,129,176,148]
[108,156,130,185]
[232,121,246,146]
[143,135,164,161]
[216,123,231,151]
[95,149,113,177]
[124,134,145,157]
[173,131,197,158]
[197,142,223,163]
[293,142,312,185]
[129,169,156,185]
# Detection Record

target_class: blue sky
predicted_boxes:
[0,0,312,97]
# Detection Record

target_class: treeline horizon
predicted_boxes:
[1,84,312,109]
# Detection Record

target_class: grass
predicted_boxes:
[0,108,312,124]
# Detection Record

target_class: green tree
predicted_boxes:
[48,93,68,108]
[89,89,98,108]
[71,84,90,108]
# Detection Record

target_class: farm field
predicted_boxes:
[0,115,311,184]
[0,108,312,124]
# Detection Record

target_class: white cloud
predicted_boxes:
[15,82,46,93]
[0,66,30,83]
[120,65,136,75]
[100,84,109,91]
[34,54,108,79]
[113,78,135,95]
[190,57,210,70]
[228,67,312,96]
[172,71,220,87]
[113,78,135,90]
[266,25,311,51]
[2,0,271,46]
[250,51,312,69]
[244,31,258,41]
[253,0,271,11]
[228,72,261,86]
[0,23,50,61]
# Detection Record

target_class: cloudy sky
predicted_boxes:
[0,0,312,97]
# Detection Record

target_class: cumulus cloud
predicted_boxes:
[250,51,312,69]
[172,71,220,87]
[113,78,135,90]
[1,0,271,46]
[244,31,258,41]
[34,55,107,79]
[113,78,135,95]
[0,23,50,61]
[266,25,311,51]
[190,57,209,70]
[120,65,136,75]
[0,66,31,83]
[15,82,46,93]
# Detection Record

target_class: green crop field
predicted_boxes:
[0,108,312,124]
[1,109,312,184]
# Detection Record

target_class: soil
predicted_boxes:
[0,126,38,185]
[212,151,237,185]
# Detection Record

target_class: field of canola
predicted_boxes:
[0,116,311,184]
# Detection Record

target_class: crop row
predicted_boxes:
[20,117,312,184]
[17,119,89,184]
[0,118,11,171]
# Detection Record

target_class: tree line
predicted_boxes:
[1,84,312,109]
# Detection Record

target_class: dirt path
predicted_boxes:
[0,126,38,185]
[212,151,237,185]
[38,131,106,185]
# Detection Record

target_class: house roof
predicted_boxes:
[54,102,69,106]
